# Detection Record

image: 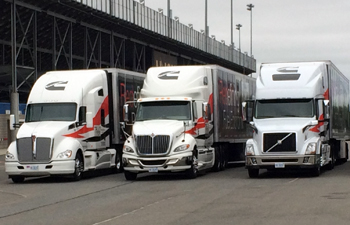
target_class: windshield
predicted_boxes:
[136,101,191,121]
[255,99,314,119]
[25,103,77,122]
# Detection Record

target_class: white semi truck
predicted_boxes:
[243,61,350,178]
[122,65,256,180]
[5,68,145,183]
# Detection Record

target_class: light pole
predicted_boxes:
[205,0,208,52]
[236,24,242,52]
[231,0,233,46]
[167,0,171,38]
[236,24,242,66]
[230,0,235,61]
[247,3,254,57]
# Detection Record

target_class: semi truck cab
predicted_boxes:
[122,97,214,180]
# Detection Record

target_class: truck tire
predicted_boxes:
[311,165,321,177]
[326,148,335,170]
[11,176,25,183]
[186,150,198,179]
[72,153,84,181]
[220,145,227,171]
[124,171,137,180]
[113,151,123,173]
[248,168,259,178]
[211,147,221,172]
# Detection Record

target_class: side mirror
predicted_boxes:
[202,102,207,120]
[123,104,129,122]
[192,101,198,121]
[202,102,211,120]
[242,102,247,122]
[323,100,330,120]
[242,100,254,123]
[9,114,15,131]
[78,106,87,126]
[86,112,93,128]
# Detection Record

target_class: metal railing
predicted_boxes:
[75,0,256,71]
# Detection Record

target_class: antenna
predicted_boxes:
[182,121,186,142]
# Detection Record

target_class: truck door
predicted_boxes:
[86,86,108,149]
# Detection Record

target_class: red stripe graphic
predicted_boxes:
[309,89,328,133]
[185,93,213,135]
[64,96,109,138]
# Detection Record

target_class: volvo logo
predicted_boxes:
[45,81,68,91]
[158,71,180,80]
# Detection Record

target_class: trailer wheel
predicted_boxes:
[11,176,25,183]
[124,171,137,180]
[72,153,84,181]
[211,147,221,172]
[248,168,259,178]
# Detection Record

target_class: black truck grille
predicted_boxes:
[136,135,170,155]
[263,133,296,152]
[17,137,52,163]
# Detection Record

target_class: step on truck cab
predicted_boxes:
[5,68,145,183]
[242,61,350,178]
[122,65,256,180]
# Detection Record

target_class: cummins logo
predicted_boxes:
[277,67,299,73]
[158,71,180,80]
[45,81,68,91]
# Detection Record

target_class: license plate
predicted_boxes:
[148,167,158,173]
[27,165,39,170]
[275,163,285,168]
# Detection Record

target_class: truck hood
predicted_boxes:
[16,122,74,139]
[133,120,187,136]
[254,118,318,133]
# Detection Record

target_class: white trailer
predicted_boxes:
[122,65,255,180]
[243,61,350,178]
[5,68,145,183]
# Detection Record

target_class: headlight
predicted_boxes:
[246,144,255,156]
[5,151,15,160]
[174,144,190,152]
[57,150,73,159]
[305,143,317,155]
[123,145,134,153]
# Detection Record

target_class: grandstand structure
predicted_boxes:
[0,0,256,103]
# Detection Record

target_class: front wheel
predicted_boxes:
[220,145,227,171]
[311,165,321,177]
[248,168,259,178]
[11,176,25,183]
[186,151,198,179]
[124,171,137,180]
[211,147,221,172]
[72,153,84,181]
[113,151,123,173]
[326,148,335,170]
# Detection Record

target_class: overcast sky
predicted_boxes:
[143,0,350,78]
